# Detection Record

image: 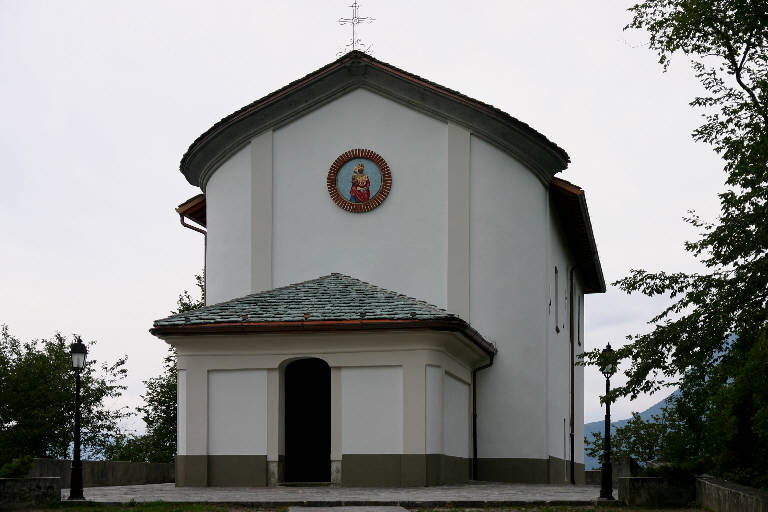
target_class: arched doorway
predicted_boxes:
[284,358,331,482]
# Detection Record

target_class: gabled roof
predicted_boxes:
[151,273,496,356]
[550,177,606,293]
[181,51,570,190]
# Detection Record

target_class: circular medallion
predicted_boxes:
[327,149,392,213]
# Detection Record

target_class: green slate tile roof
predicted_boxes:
[154,273,459,327]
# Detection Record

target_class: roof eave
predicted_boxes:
[176,193,207,228]
[550,178,606,294]
[576,191,606,293]
[150,317,497,357]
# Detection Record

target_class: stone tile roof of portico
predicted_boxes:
[155,273,450,325]
[151,273,496,356]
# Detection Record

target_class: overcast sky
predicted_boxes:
[0,0,725,430]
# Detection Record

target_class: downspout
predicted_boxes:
[472,354,494,481]
[569,266,576,484]
[179,213,207,299]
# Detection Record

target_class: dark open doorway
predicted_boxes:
[284,358,331,483]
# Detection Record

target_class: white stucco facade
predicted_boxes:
[205,145,253,304]
[469,135,549,460]
[544,198,586,468]
[197,87,587,479]
[167,54,603,485]
[205,89,450,308]
[273,89,449,309]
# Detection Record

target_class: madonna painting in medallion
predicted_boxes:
[327,149,392,213]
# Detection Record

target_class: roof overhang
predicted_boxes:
[176,193,206,228]
[550,177,606,293]
[181,51,570,190]
[150,317,497,358]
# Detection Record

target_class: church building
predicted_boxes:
[151,51,605,487]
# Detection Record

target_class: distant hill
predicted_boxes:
[583,392,675,470]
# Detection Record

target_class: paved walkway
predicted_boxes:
[62,482,609,505]
[289,508,408,512]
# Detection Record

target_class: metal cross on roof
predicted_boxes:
[338,1,374,55]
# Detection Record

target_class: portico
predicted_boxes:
[152,274,494,487]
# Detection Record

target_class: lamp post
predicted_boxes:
[599,343,616,501]
[68,337,87,501]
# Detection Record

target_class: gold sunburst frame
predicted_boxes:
[327,148,392,213]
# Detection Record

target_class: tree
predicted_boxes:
[0,326,129,465]
[107,274,204,463]
[582,0,768,488]
[174,273,205,315]
[585,411,670,465]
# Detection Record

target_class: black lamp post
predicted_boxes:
[599,342,616,501]
[68,337,87,501]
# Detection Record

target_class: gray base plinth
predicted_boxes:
[331,460,342,486]
[268,461,280,487]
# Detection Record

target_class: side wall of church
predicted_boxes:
[469,136,585,483]
[469,135,549,475]
[545,203,586,483]
[205,145,253,304]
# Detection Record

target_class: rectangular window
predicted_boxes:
[554,266,560,332]
[578,295,583,346]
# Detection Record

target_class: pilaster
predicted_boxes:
[331,367,342,485]
[403,361,426,454]
[447,123,471,320]
[251,130,273,293]
[187,367,207,456]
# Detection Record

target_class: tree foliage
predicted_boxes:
[586,411,668,465]
[174,274,205,314]
[0,326,129,465]
[583,0,768,488]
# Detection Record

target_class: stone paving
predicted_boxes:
[289,507,408,512]
[62,482,611,505]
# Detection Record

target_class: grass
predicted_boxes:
[27,505,707,512]
[415,508,705,512]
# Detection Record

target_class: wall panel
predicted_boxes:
[341,366,403,454]
[444,373,470,458]
[208,369,267,455]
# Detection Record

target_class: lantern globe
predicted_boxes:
[70,337,87,371]
[600,343,615,378]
